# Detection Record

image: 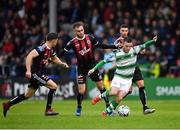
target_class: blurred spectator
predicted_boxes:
[0,0,179,78]
[175,59,180,77]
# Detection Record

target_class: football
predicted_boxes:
[118,105,130,117]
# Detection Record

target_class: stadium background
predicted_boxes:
[0,0,180,100]
[0,0,180,129]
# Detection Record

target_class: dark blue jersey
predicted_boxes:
[32,44,56,74]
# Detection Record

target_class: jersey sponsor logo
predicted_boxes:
[79,47,90,56]
[75,44,80,47]
[37,46,45,52]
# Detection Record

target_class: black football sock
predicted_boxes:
[46,89,56,110]
[9,94,27,106]
[100,88,110,107]
[77,93,83,108]
[139,87,147,109]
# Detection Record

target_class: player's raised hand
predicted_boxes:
[26,71,31,79]
[62,62,69,68]
[153,35,158,42]
[88,69,95,76]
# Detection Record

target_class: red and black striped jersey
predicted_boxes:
[32,44,56,74]
[64,34,97,69]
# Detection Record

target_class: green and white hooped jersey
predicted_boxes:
[104,45,145,79]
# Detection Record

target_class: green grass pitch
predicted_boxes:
[0,99,180,129]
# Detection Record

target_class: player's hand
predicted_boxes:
[62,62,69,68]
[88,69,95,76]
[153,35,158,42]
[115,42,122,48]
[26,71,31,79]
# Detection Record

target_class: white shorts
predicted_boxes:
[110,76,132,93]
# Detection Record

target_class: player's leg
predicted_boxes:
[102,89,127,117]
[95,81,110,107]
[92,76,121,105]
[133,67,155,114]
[45,79,59,116]
[76,83,86,116]
[90,70,110,107]
[75,68,86,116]
[108,68,115,84]
[102,76,132,117]
[92,86,119,105]
[136,80,155,114]
[2,87,37,117]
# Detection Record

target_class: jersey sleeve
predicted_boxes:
[104,53,116,63]
[51,48,57,57]
[89,35,99,46]
[35,46,45,55]
[114,37,120,45]
[64,40,73,52]
[134,45,145,54]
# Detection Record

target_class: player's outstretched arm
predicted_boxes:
[96,43,119,49]
[25,49,39,78]
[88,60,106,75]
[139,35,157,54]
[135,35,158,54]
[144,35,158,48]
[51,55,69,68]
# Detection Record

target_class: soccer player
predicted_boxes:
[113,24,156,114]
[60,21,119,116]
[2,33,69,117]
[88,36,158,117]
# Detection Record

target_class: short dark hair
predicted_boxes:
[73,21,84,29]
[46,32,58,41]
[124,37,132,43]
[120,24,129,29]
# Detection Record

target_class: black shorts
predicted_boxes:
[132,66,144,83]
[77,68,102,84]
[108,69,115,81]
[28,73,50,90]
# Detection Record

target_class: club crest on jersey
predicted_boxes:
[87,40,91,44]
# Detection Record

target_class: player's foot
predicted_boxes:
[102,111,107,118]
[108,110,117,117]
[76,107,82,116]
[3,102,10,117]
[92,96,101,105]
[45,108,59,116]
[143,106,155,115]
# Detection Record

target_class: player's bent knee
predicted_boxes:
[52,84,58,89]
[78,89,85,94]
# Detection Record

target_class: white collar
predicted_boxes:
[75,35,86,40]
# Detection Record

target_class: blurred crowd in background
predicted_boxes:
[0,0,179,78]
